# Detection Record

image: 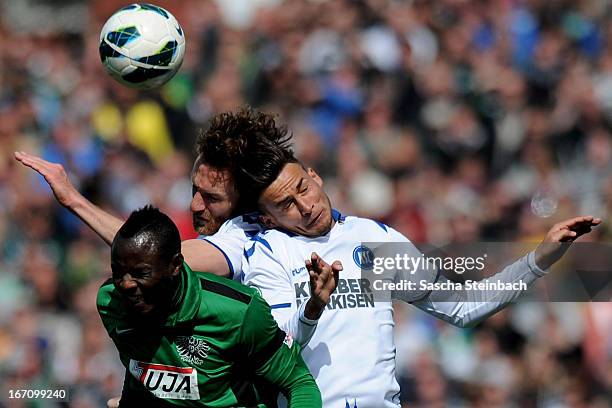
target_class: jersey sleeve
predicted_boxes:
[412,251,547,328]
[242,236,318,347]
[377,225,439,302]
[382,225,549,327]
[96,281,132,369]
[200,216,261,281]
[239,291,322,408]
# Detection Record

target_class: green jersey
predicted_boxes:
[97,263,321,407]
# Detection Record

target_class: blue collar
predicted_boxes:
[332,209,345,223]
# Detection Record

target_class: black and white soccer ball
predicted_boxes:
[99,3,185,90]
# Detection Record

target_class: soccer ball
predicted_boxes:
[99,3,185,90]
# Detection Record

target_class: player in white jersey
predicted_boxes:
[234,144,600,407]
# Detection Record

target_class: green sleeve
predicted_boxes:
[239,292,322,408]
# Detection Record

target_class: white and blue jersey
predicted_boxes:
[242,210,404,408]
[199,213,263,280]
[241,210,548,408]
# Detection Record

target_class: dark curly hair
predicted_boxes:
[113,205,180,263]
[196,106,298,213]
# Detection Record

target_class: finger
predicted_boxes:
[551,229,577,242]
[311,252,320,271]
[332,268,340,287]
[309,269,319,288]
[14,153,51,173]
[311,252,331,272]
[559,216,595,229]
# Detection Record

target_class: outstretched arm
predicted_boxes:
[411,215,602,327]
[15,151,123,245]
[15,151,232,277]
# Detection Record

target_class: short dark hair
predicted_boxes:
[114,205,181,262]
[196,106,297,212]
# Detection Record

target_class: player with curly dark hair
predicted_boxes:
[98,205,321,407]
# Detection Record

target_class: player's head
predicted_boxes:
[190,153,238,235]
[111,205,183,317]
[258,162,333,237]
[191,107,289,235]
[234,120,334,237]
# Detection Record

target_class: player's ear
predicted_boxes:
[259,214,278,229]
[171,253,183,276]
[307,167,323,187]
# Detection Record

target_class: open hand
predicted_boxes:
[534,215,602,270]
[14,151,79,208]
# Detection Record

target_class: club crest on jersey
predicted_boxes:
[353,245,374,269]
[129,359,200,400]
[176,336,210,366]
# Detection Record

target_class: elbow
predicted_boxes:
[449,316,480,329]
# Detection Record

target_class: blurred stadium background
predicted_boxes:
[1,0,611,406]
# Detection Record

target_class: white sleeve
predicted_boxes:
[382,226,438,302]
[411,251,547,328]
[200,217,260,281]
[382,226,547,327]
[241,237,318,347]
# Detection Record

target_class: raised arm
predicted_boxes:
[410,216,602,328]
[15,151,232,277]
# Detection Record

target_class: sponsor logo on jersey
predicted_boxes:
[128,360,200,400]
[295,278,374,310]
[176,336,210,366]
[353,246,374,270]
[291,266,307,276]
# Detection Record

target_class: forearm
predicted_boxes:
[276,301,319,347]
[277,353,322,408]
[70,194,124,245]
[283,372,322,408]
[413,251,547,328]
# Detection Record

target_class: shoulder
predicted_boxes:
[96,278,118,309]
[96,279,126,330]
[342,215,405,240]
[342,215,389,231]
[212,214,263,236]
[196,272,259,309]
[243,229,293,261]
[194,273,272,331]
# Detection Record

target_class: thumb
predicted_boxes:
[331,261,343,272]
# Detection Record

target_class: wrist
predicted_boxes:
[530,250,550,276]
[67,191,87,212]
[304,298,324,320]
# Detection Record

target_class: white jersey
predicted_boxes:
[241,210,548,407]
[199,214,263,281]
[242,211,403,408]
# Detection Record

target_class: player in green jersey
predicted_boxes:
[97,205,321,407]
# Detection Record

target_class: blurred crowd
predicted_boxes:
[0,0,611,406]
